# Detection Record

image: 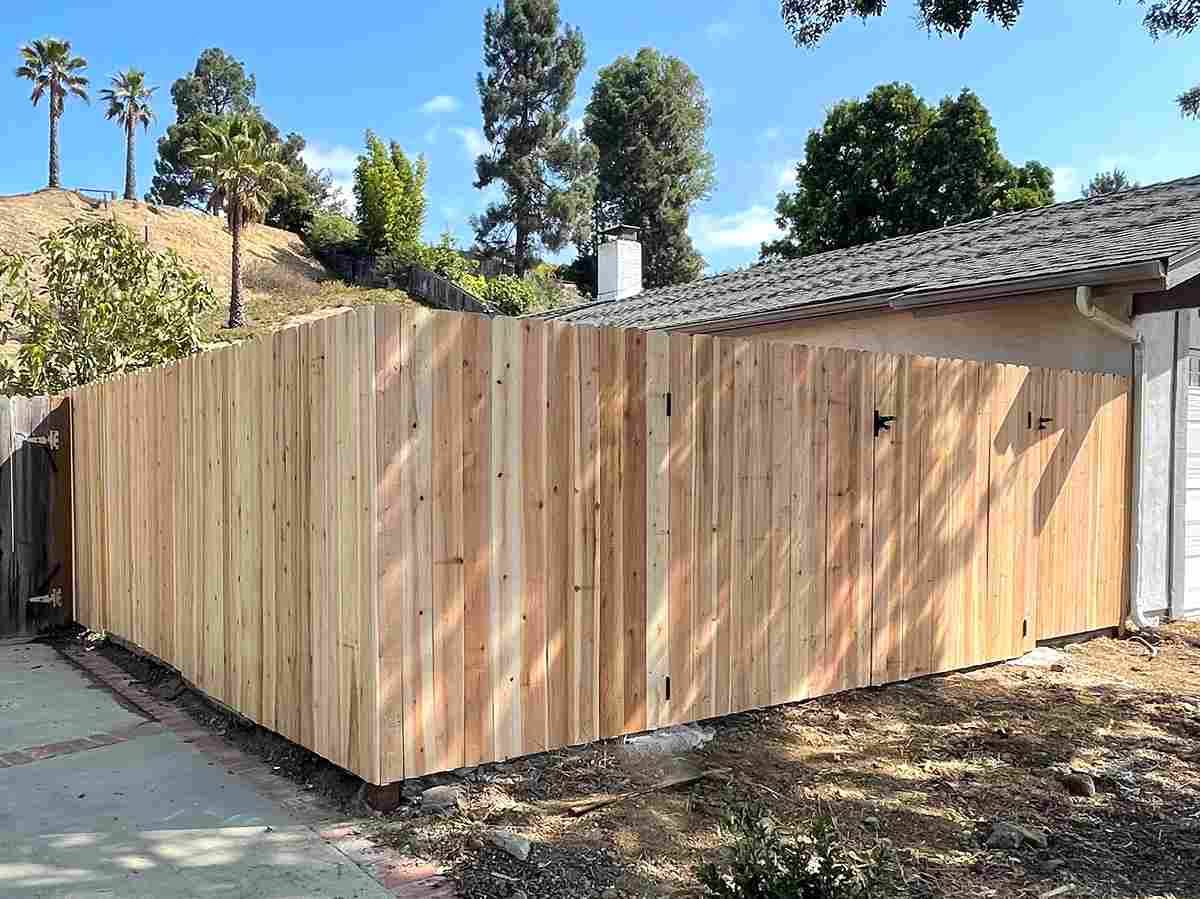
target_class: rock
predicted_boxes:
[985,822,1024,850]
[1039,858,1067,874]
[985,821,1049,850]
[1010,647,1068,669]
[488,829,532,861]
[1050,662,1067,673]
[419,784,464,811]
[1062,771,1096,797]
[863,816,880,827]
[364,782,403,813]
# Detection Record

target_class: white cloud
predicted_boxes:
[451,126,489,158]
[776,160,799,190]
[705,20,739,43]
[1052,165,1079,202]
[301,143,357,177]
[691,205,782,252]
[421,95,460,115]
[301,144,358,215]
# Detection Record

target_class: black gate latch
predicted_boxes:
[874,410,896,437]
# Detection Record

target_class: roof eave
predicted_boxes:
[680,260,1166,333]
[1165,240,1200,289]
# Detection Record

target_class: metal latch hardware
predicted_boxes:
[874,411,896,437]
[16,430,60,450]
[27,587,63,608]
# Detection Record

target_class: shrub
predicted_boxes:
[697,805,887,899]
[0,219,215,393]
[303,211,359,255]
[241,261,324,298]
[476,274,534,315]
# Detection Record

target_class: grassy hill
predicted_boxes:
[0,189,412,342]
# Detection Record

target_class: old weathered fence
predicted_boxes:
[68,305,1130,785]
[0,396,73,638]
[407,264,491,314]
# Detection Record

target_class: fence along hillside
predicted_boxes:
[69,305,1131,785]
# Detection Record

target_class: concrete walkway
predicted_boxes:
[0,640,398,898]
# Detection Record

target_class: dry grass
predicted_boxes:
[0,188,416,346]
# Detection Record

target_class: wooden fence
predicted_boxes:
[69,305,1131,785]
[0,396,73,638]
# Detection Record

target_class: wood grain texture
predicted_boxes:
[65,313,1133,785]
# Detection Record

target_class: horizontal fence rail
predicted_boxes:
[69,305,1131,784]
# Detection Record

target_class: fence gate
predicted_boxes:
[0,396,73,638]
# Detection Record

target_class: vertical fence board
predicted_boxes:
[62,312,1133,787]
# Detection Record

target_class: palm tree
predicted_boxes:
[100,69,156,200]
[187,115,288,327]
[15,38,89,188]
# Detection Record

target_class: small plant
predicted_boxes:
[0,219,214,393]
[698,804,887,899]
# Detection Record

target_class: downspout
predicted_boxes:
[1074,287,1156,628]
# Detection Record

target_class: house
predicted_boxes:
[547,175,1200,624]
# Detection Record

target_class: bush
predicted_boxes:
[242,261,324,298]
[0,219,215,393]
[697,805,887,899]
[478,273,538,316]
[303,211,359,255]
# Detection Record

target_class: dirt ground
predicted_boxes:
[363,626,1200,899]
[74,625,1200,898]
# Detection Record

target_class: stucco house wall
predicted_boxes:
[719,289,1137,376]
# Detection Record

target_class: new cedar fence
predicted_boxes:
[68,305,1131,785]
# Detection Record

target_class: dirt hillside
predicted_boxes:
[0,188,327,293]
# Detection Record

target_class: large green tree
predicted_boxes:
[762,83,1053,260]
[15,38,89,189]
[353,131,428,254]
[101,69,156,200]
[585,48,715,289]
[472,0,592,275]
[187,115,289,328]
[148,48,333,232]
[779,1,1200,115]
[148,48,256,210]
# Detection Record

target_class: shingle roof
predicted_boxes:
[547,174,1200,330]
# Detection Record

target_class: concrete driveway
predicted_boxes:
[0,639,398,898]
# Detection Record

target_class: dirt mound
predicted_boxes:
[0,188,327,293]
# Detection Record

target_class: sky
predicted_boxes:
[2,0,1199,274]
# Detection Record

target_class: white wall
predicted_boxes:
[1134,310,1179,621]
[724,291,1135,375]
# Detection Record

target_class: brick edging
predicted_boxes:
[59,643,457,898]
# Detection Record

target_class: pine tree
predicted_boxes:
[472,0,592,275]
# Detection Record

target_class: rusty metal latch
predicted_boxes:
[27,587,63,608]
[15,430,60,450]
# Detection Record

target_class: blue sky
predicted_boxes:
[2,0,1199,273]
